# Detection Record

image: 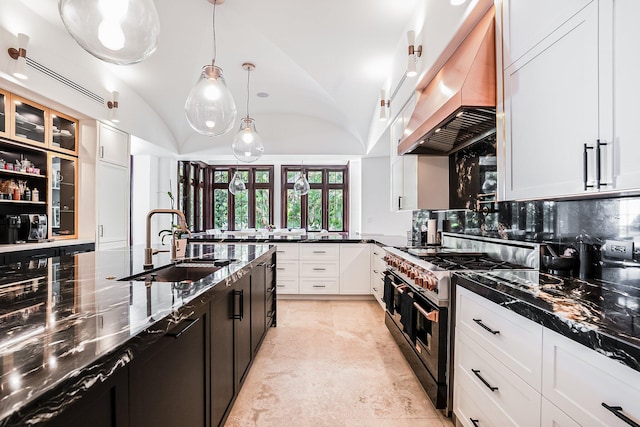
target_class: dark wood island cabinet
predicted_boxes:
[0,243,276,427]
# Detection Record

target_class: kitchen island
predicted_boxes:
[0,243,276,427]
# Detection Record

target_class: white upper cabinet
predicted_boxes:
[499,0,640,200]
[98,123,130,167]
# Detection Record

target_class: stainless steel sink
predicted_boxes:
[119,259,234,283]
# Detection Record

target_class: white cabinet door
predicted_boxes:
[541,398,580,427]
[390,157,404,211]
[610,0,640,191]
[339,244,370,295]
[542,328,640,427]
[98,123,129,167]
[502,0,594,68]
[503,1,601,200]
[97,161,129,249]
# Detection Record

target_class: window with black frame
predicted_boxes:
[210,165,274,231]
[281,165,348,232]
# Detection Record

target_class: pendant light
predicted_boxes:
[185,0,237,136]
[228,169,246,195]
[58,0,160,65]
[293,167,310,196]
[232,63,264,162]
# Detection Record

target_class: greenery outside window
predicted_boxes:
[281,165,348,232]
[210,166,274,231]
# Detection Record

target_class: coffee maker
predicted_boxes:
[19,214,48,242]
[0,215,22,243]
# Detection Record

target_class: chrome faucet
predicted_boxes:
[144,209,192,269]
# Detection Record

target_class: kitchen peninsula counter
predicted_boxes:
[0,243,275,426]
[189,232,408,248]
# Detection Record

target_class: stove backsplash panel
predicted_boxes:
[412,195,640,263]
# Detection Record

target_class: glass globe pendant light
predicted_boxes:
[58,0,160,65]
[293,171,310,196]
[228,170,246,195]
[185,0,237,136]
[232,63,264,162]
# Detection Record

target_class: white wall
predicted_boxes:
[361,156,412,236]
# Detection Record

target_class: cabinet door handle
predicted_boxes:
[398,196,402,209]
[166,318,200,339]
[471,369,498,392]
[232,289,244,320]
[100,145,104,159]
[596,139,608,189]
[473,318,500,335]
[583,143,594,191]
[470,419,480,427]
[602,403,640,427]
[99,224,104,237]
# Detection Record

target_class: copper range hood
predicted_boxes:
[398,8,496,156]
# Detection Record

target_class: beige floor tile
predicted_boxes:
[225,300,454,427]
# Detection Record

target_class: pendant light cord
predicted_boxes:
[246,67,251,119]
[211,1,217,65]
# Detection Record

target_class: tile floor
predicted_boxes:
[225,300,454,427]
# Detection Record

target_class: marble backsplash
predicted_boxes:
[412,195,640,261]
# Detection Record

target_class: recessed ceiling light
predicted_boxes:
[256,92,269,98]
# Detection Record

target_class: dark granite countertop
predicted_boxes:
[0,243,275,426]
[453,269,640,373]
[189,232,408,248]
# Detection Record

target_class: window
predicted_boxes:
[281,165,348,232]
[177,161,208,232]
[210,166,274,231]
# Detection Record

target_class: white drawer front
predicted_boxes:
[456,287,543,389]
[299,278,339,294]
[542,329,640,427]
[299,244,339,259]
[275,278,298,294]
[275,261,298,278]
[275,243,299,260]
[456,329,541,426]
[299,261,339,277]
[455,357,526,427]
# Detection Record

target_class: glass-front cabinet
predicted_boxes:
[0,89,9,138]
[10,96,48,147]
[49,153,77,238]
[50,110,78,155]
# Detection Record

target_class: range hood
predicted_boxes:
[398,8,496,156]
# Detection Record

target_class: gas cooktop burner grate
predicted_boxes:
[426,255,528,271]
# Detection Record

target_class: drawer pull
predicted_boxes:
[276,284,285,287]
[166,318,200,339]
[312,267,326,271]
[471,369,498,392]
[312,250,326,254]
[602,403,640,427]
[277,267,286,270]
[470,419,480,427]
[312,284,326,288]
[473,318,500,335]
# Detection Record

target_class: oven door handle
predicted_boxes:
[391,282,408,294]
[413,302,439,323]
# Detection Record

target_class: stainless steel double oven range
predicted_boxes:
[382,234,539,416]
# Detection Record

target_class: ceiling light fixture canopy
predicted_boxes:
[185,0,237,136]
[379,89,390,121]
[406,30,423,77]
[232,63,264,162]
[7,33,29,80]
[58,0,160,65]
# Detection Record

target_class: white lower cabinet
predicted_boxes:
[275,243,299,294]
[542,329,640,427]
[455,287,640,427]
[370,245,386,307]
[299,244,339,295]
[455,287,542,427]
[339,244,370,295]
